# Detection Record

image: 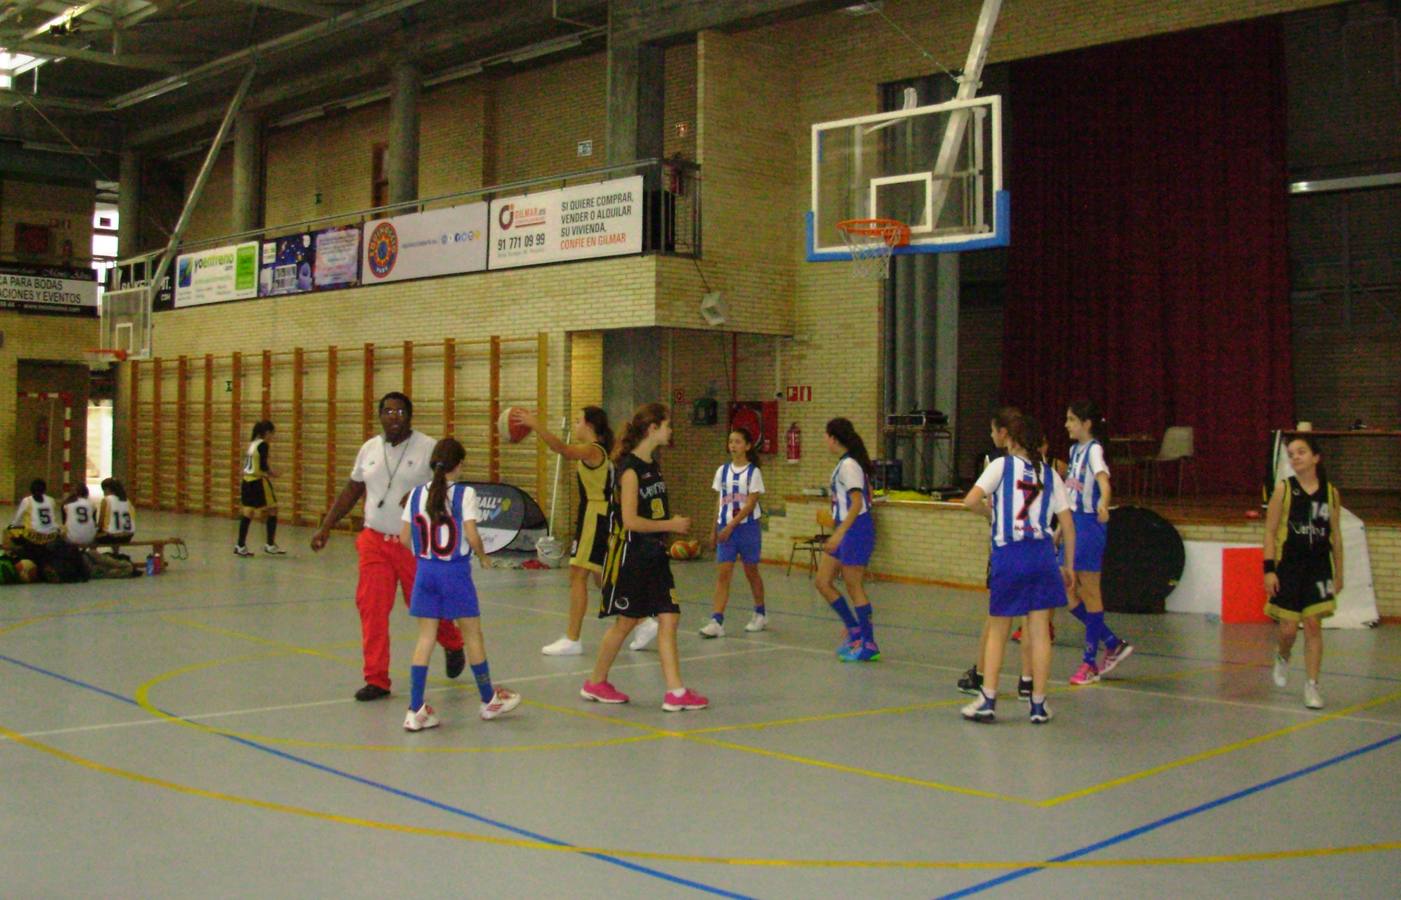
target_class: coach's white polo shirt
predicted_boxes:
[350,430,437,536]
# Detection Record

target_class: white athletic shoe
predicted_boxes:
[1272,654,1289,688]
[480,687,522,720]
[403,704,440,732]
[629,616,659,651]
[1304,680,1324,710]
[744,613,768,633]
[264,544,286,555]
[699,620,725,638]
[541,636,584,656]
[233,545,253,557]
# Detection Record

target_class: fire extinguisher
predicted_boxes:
[785,422,801,464]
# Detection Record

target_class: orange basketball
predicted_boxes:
[669,539,701,560]
[497,407,532,444]
[16,559,39,583]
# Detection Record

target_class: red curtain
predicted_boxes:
[1004,18,1293,492]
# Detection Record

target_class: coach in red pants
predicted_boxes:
[311,392,466,701]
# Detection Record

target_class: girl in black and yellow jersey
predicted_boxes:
[236,420,285,557]
[580,403,708,711]
[519,407,615,657]
[1263,435,1343,710]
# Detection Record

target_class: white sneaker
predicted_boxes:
[233,545,253,557]
[541,636,584,656]
[744,612,768,633]
[1304,680,1324,710]
[403,704,440,731]
[264,544,286,555]
[480,687,521,720]
[1272,654,1289,688]
[629,617,659,650]
[699,619,725,638]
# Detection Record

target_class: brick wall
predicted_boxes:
[488,55,607,185]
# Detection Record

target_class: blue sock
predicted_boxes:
[470,660,493,703]
[712,612,724,625]
[409,665,428,712]
[1096,612,1120,651]
[753,604,765,616]
[829,596,858,631]
[856,603,874,643]
[1086,612,1107,665]
[1070,604,1090,625]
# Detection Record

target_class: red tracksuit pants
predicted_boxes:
[356,528,464,689]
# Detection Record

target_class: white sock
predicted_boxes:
[668,687,686,697]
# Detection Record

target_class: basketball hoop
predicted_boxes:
[835,218,911,281]
[84,348,128,368]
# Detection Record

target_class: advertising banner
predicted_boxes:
[312,225,361,289]
[466,482,548,554]
[361,203,488,285]
[175,242,259,307]
[0,264,98,317]
[487,175,643,270]
[110,258,174,310]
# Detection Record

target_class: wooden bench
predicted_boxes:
[83,538,188,562]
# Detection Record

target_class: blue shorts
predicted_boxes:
[829,514,875,567]
[409,561,480,620]
[988,539,1067,618]
[1072,512,1106,573]
[716,519,762,565]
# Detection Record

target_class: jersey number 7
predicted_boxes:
[1015,478,1041,521]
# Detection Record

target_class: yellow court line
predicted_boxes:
[5,720,1399,870]
[684,696,969,735]
[1039,687,1401,808]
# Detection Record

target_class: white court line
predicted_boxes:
[1,643,792,741]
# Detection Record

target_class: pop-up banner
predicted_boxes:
[175,242,259,307]
[487,175,643,270]
[361,203,488,285]
[0,264,97,316]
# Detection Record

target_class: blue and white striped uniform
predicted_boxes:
[401,482,482,618]
[1065,439,1110,572]
[714,462,765,564]
[974,455,1070,616]
[829,455,875,566]
[1066,440,1109,515]
[713,462,764,526]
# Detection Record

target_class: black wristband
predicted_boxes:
[1263,560,1277,574]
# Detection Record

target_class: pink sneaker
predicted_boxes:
[662,688,709,712]
[480,686,521,720]
[580,680,630,704]
[1068,662,1100,686]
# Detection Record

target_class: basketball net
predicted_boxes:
[836,218,911,281]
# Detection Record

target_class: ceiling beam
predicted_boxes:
[7,39,192,73]
[225,0,342,19]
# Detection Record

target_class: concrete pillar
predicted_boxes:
[934,253,960,489]
[388,61,420,205]
[117,149,142,256]
[232,111,263,233]
[606,38,664,165]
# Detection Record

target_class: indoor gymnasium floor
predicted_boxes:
[3,511,1400,898]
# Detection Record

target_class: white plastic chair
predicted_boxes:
[1150,426,1197,496]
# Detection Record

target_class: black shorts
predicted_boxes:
[571,504,610,573]
[241,478,275,509]
[600,540,680,619]
[1265,554,1336,621]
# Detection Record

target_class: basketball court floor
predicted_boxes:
[3,511,1399,897]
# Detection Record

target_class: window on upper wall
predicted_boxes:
[372,143,389,208]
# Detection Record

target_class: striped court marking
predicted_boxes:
[2,717,1399,873]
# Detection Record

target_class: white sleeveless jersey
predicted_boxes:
[402,482,480,562]
[64,499,99,544]
[829,456,872,525]
[713,462,764,526]
[975,455,1070,548]
[101,497,135,536]
[11,496,60,536]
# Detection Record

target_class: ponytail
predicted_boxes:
[826,418,873,476]
[1008,414,1047,475]
[426,438,466,525]
[101,478,128,502]
[615,403,668,461]
[582,406,614,454]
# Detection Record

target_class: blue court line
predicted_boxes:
[937,728,1401,898]
[0,652,753,899]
